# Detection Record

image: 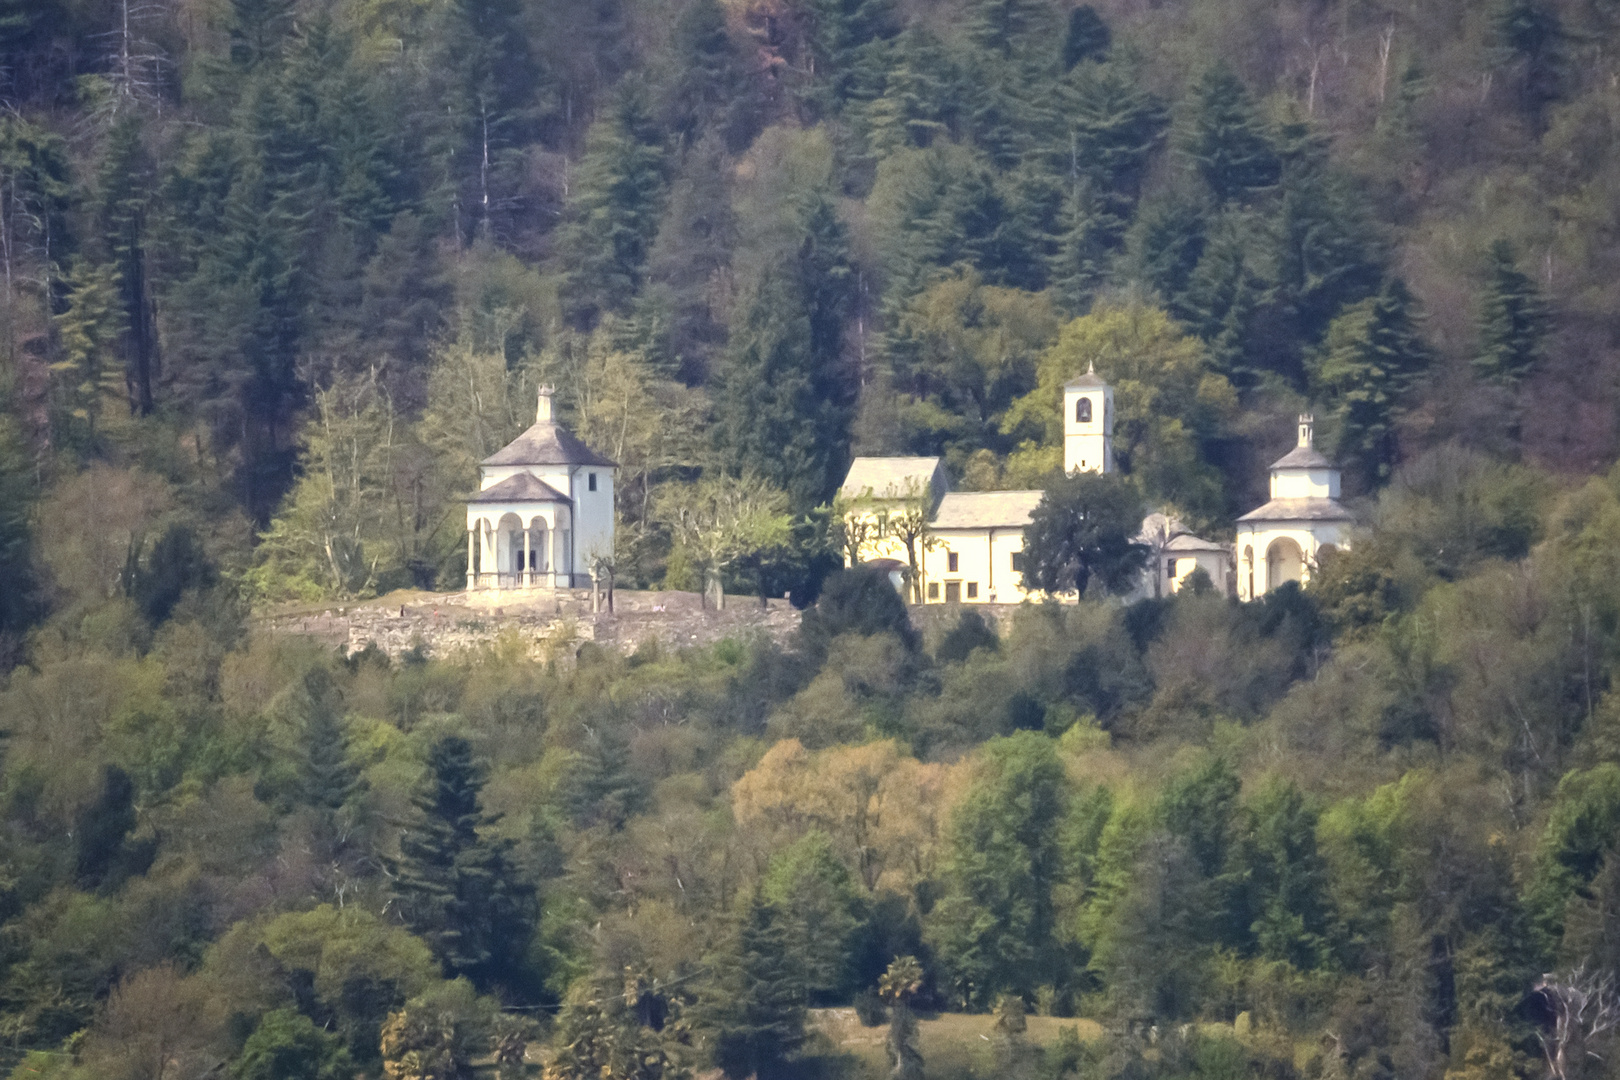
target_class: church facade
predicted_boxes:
[464,388,617,591]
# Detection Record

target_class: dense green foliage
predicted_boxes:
[10,0,1620,1076]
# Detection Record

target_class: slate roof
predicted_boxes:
[932,490,1045,530]
[1236,498,1355,523]
[466,473,572,504]
[1165,532,1228,553]
[840,457,945,501]
[1270,444,1335,470]
[482,420,617,468]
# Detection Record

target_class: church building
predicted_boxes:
[1234,414,1353,600]
[464,388,617,591]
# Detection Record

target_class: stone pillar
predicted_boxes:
[466,525,476,591]
[522,525,531,588]
[481,521,495,589]
[550,521,563,589]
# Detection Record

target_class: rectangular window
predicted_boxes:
[1167,558,1176,578]
[947,551,959,572]
[588,473,598,492]
[945,582,961,603]
[1011,552,1026,572]
[966,582,978,599]
[928,582,940,600]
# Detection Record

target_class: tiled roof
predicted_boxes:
[840,457,944,500]
[1237,497,1355,523]
[932,490,1045,529]
[466,472,571,504]
[482,421,617,468]
[1270,445,1335,470]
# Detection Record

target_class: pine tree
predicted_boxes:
[0,415,37,647]
[807,0,898,113]
[1233,781,1335,970]
[1129,196,1207,313]
[1273,160,1382,349]
[1067,62,1167,208]
[75,765,141,890]
[95,113,159,415]
[1178,212,1274,386]
[667,0,755,150]
[966,0,1056,58]
[390,735,539,996]
[694,892,808,1080]
[1474,239,1549,387]
[1184,63,1279,204]
[1048,178,1119,314]
[1062,5,1111,69]
[1493,0,1562,129]
[295,667,364,817]
[51,259,127,451]
[561,82,667,321]
[1310,277,1432,489]
[714,189,853,511]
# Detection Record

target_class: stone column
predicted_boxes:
[522,525,531,588]
[466,524,476,591]
[551,517,564,589]
[481,520,495,589]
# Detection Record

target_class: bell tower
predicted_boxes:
[1063,363,1114,474]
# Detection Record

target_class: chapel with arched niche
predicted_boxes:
[464,387,617,591]
[1234,414,1353,601]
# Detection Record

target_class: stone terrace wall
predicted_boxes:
[262,589,802,662]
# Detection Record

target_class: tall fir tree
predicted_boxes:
[0,414,37,651]
[561,81,667,322]
[714,189,853,511]
[94,113,159,415]
[807,0,898,114]
[389,735,539,997]
[1310,277,1432,490]
[694,891,808,1080]
[1183,63,1279,204]
[1062,5,1111,69]
[666,0,755,150]
[1474,239,1549,388]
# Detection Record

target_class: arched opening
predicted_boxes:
[497,513,524,584]
[1266,537,1304,592]
[1242,545,1254,600]
[1076,397,1092,423]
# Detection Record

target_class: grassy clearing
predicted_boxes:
[810,1008,1106,1080]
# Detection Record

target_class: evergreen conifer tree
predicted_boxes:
[807,0,898,113]
[713,189,853,511]
[1062,6,1111,69]
[95,113,159,416]
[1184,64,1279,204]
[561,82,667,321]
[1493,0,1563,129]
[1068,62,1168,209]
[390,735,539,996]
[52,259,127,451]
[1474,239,1549,387]
[0,415,38,648]
[668,0,755,150]
[694,891,807,1079]
[1310,277,1432,489]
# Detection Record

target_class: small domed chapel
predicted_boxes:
[463,387,618,591]
[839,370,1351,603]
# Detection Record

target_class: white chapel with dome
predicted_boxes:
[1234,414,1353,600]
[464,387,618,591]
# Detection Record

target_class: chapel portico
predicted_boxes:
[464,387,617,592]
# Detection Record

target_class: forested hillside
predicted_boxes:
[6,0,1620,1077]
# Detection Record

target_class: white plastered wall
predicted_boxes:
[1235,521,1350,600]
[922,528,1035,604]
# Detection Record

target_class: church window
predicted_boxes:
[1076,398,1092,423]
[928,582,940,600]
[1011,552,1026,572]
[1167,559,1176,578]
[967,582,978,599]
[947,552,959,572]
[588,473,597,492]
